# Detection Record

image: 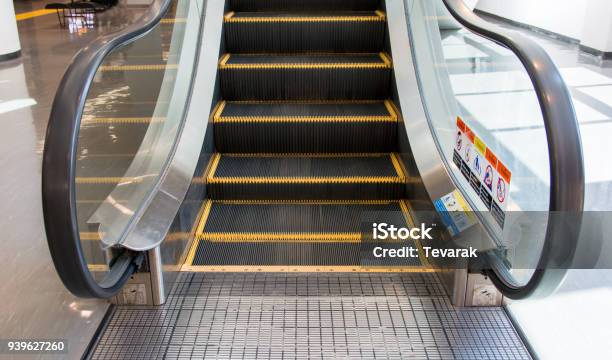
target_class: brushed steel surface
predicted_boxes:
[122,0,223,251]
[148,246,166,305]
[156,0,226,300]
[387,0,468,305]
[387,0,457,201]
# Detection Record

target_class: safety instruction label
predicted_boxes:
[453,117,511,228]
[433,190,476,236]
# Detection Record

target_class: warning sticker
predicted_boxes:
[453,117,511,228]
[433,190,476,236]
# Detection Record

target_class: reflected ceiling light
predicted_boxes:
[107,196,134,216]
[0,98,37,114]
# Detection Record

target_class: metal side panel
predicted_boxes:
[386,0,467,305]
[120,0,225,252]
[386,0,456,202]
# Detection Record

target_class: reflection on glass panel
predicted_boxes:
[405,0,551,287]
[74,0,203,280]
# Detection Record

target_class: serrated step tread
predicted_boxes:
[196,200,413,235]
[207,153,405,182]
[226,11,385,21]
[215,100,398,122]
[221,53,391,67]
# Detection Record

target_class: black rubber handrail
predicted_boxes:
[42,0,172,298]
[442,0,585,298]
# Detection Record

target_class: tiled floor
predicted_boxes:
[93,273,531,359]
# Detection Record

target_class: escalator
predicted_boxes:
[184,1,427,272]
[42,0,584,356]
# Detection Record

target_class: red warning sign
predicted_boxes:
[452,117,512,228]
[485,148,498,167]
[456,117,466,132]
[496,161,512,184]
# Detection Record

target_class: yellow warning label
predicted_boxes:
[474,137,486,155]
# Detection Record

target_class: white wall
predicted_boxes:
[475,0,612,52]
[437,0,478,30]
[0,1,21,56]
[580,0,612,52]
[475,0,587,41]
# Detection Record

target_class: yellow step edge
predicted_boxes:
[192,152,223,184]
[206,153,222,183]
[184,200,213,267]
[206,153,407,184]
[219,53,231,66]
[207,199,398,205]
[384,99,399,121]
[214,99,398,123]
[98,64,178,72]
[218,52,392,70]
[193,200,411,239]
[183,199,435,271]
[198,232,362,243]
[400,199,432,268]
[215,115,395,123]
[390,153,406,180]
[223,12,386,23]
[187,199,399,259]
[219,153,395,158]
[211,101,226,123]
[208,177,404,184]
[375,10,387,20]
[196,233,429,244]
[224,100,384,104]
[181,265,437,273]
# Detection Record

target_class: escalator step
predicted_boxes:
[207,153,406,199]
[225,11,385,53]
[229,0,380,12]
[198,200,407,234]
[219,99,394,118]
[193,242,359,265]
[188,200,423,267]
[192,241,424,267]
[214,100,398,152]
[222,53,390,65]
[219,53,392,100]
[187,0,417,270]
